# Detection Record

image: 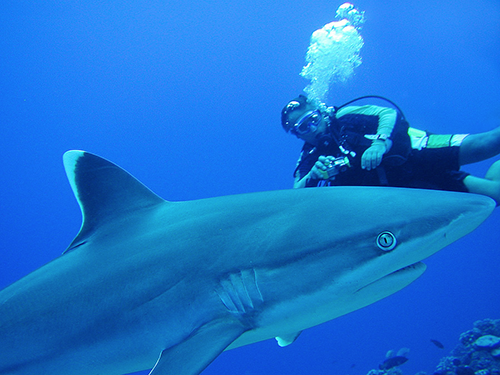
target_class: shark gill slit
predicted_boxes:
[216,269,263,314]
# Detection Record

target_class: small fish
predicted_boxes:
[379,356,409,370]
[430,339,444,349]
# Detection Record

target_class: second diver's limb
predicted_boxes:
[463,159,500,205]
[459,126,500,165]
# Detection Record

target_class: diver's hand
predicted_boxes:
[294,155,337,188]
[361,142,386,170]
[309,155,336,179]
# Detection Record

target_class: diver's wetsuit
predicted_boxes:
[294,105,469,192]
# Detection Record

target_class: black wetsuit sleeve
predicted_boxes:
[294,144,322,187]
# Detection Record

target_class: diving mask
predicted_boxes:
[290,110,322,136]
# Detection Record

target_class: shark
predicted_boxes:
[0,150,495,375]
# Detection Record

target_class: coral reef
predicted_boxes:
[434,319,500,375]
[367,367,404,375]
[365,319,500,375]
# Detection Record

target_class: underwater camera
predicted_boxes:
[321,156,351,179]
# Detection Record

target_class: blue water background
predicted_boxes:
[1,1,499,374]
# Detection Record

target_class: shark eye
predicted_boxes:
[377,231,397,251]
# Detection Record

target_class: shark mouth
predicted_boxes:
[356,262,427,294]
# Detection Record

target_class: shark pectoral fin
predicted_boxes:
[275,331,302,347]
[149,319,246,375]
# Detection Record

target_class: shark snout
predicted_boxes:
[388,191,495,271]
[439,193,495,245]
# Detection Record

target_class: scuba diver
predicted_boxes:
[281,94,500,205]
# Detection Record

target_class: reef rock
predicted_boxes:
[433,319,500,375]
[492,347,500,358]
[474,335,500,350]
[365,319,500,375]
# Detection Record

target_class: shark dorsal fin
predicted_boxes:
[63,150,165,253]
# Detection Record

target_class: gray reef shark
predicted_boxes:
[0,150,495,375]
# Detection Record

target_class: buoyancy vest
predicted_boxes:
[330,111,411,166]
[329,96,412,167]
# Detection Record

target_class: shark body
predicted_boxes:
[0,151,494,375]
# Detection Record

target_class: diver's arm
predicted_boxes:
[293,156,334,188]
[293,174,309,188]
[335,105,397,140]
[336,105,396,170]
[360,139,393,170]
[294,169,321,188]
